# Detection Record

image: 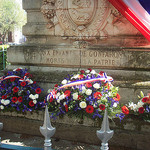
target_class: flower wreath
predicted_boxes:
[124,91,150,121]
[47,69,124,120]
[0,68,45,112]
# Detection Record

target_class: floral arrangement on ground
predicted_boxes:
[124,91,150,122]
[46,68,125,121]
[0,68,45,112]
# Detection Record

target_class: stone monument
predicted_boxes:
[7,0,150,103]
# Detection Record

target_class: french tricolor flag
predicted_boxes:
[108,0,150,42]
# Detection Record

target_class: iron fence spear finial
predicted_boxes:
[97,109,114,150]
[40,105,56,150]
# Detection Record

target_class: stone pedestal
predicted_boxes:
[7,0,150,103]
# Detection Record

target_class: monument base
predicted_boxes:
[7,44,150,104]
[0,112,149,150]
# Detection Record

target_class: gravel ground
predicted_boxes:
[0,131,137,150]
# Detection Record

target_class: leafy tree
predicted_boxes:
[0,0,26,44]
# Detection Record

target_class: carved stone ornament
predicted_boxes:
[41,0,110,40]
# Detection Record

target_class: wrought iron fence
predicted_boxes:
[0,107,113,150]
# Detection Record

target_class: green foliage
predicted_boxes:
[0,0,26,43]
[0,45,9,50]
[0,45,8,70]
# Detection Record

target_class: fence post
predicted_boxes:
[97,110,114,150]
[2,46,5,70]
[0,122,3,145]
[40,106,56,150]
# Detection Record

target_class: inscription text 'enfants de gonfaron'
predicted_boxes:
[37,49,125,67]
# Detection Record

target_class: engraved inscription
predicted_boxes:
[39,49,80,66]
[81,50,125,67]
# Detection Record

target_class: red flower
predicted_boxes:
[2,95,7,99]
[16,68,22,71]
[142,97,149,103]
[25,73,32,78]
[79,74,84,79]
[80,70,85,74]
[139,107,144,114]
[114,93,120,101]
[33,81,36,84]
[18,96,23,102]
[12,97,18,103]
[122,106,129,114]
[49,97,53,103]
[20,81,26,87]
[64,90,71,97]
[86,82,92,88]
[78,95,83,100]
[104,83,110,90]
[13,87,19,93]
[88,68,92,72]
[99,104,105,110]
[10,78,15,82]
[54,84,58,88]
[86,105,94,114]
[29,100,34,107]
[94,92,102,99]
[65,104,68,112]
[35,88,41,94]
[99,71,104,76]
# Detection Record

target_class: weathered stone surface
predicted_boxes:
[27,11,47,23]
[23,0,42,10]
[7,45,150,70]
[23,23,54,36]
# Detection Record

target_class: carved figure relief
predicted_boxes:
[41,0,110,40]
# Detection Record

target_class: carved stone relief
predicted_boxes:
[41,0,111,40]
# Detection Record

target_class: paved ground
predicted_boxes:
[0,131,136,150]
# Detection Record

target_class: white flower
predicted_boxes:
[85,70,90,73]
[113,103,118,107]
[97,100,101,103]
[29,94,34,99]
[137,101,144,108]
[71,74,79,79]
[93,103,97,108]
[128,102,136,110]
[33,100,37,104]
[29,94,39,100]
[85,89,92,95]
[35,94,39,99]
[56,92,60,98]
[72,93,78,100]
[93,83,100,89]
[1,99,10,105]
[28,79,33,84]
[90,70,96,74]
[57,99,60,103]
[47,89,51,93]
[61,79,67,85]
[63,102,67,106]
[0,105,4,110]
[1,99,4,104]
[81,86,86,93]
[59,94,65,101]
[79,101,87,108]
